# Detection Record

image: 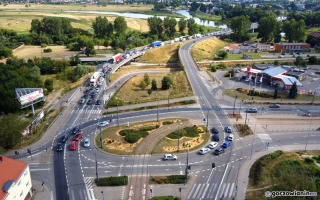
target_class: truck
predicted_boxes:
[111,53,123,64]
[151,41,164,47]
[90,72,101,88]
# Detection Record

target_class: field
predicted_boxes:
[137,42,182,63]
[0,11,150,33]
[115,71,193,104]
[192,37,229,61]
[12,45,76,60]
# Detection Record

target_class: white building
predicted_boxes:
[0,156,32,200]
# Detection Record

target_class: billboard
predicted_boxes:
[16,88,45,107]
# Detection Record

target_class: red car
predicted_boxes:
[73,133,83,141]
[69,141,77,151]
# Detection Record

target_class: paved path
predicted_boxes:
[134,121,193,155]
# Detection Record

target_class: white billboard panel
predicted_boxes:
[19,88,44,106]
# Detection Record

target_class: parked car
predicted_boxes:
[95,88,100,93]
[56,142,63,152]
[222,142,231,148]
[214,148,226,155]
[225,126,232,133]
[208,142,218,149]
[87,99,94,105]
[213,134,220,142]
[73,133,83,141]
[269,104,280,108]
[227,134,234,141]
[211,127,219,134]
[163,154,177,160]
[246,108,258,113]
[83,137,90,148]
[97,121,109,127]
[69,141,77,151]
[199,148,210,155]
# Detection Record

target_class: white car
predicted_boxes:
[163,154,177,160]
[83,137,90,147]
[208,142,218,149]
[227,134,234,141]
[97,121,109,127]
[199,148,210,155]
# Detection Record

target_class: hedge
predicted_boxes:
[167,126,199,139]
[150,175,187,184]
[95,176,128,186]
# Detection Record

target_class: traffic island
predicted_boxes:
[150,175,188,184]
[95,176,128,186]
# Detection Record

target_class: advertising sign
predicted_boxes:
[19,88,44,106]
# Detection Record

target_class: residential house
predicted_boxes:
[0,156,33,200]
[239,45,259,53]
[224,44,240,54]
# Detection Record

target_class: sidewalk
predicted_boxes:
[32,180,52,200]
[235,144,320,200]
[106,96,196,112]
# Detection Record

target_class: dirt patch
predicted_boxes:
[192,37,229,62]
[13,45,76,60]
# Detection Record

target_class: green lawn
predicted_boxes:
[190,11,222,21]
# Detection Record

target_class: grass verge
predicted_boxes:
[151,196,179,200]
[234,124,253,137]
[192,37,229,62]
[107,71,193,107]
[150,175,187,184]
[246,151,320,200]
[95,176,128,186]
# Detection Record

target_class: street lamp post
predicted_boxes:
[99,125,103,148]
[167,86,171,111]
[178,125,180,152]
[156,94,159,122]
[206,109,209,131]
[117,101,119,127]
[95,153,99,182]
[233,95,238,116]
[311,90,316,105]
[245,110,248,125]
[101,191,104,200]
[239,100,243,115]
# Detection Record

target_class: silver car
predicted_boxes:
[83,138,90,147]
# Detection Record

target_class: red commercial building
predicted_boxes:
[274,43,311,53]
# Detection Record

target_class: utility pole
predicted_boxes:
[206,109,209,131]
[99,125,103,148]
[117,102,119,127]
[157,95,159,122]
[233,95,238,116]
[185,148,189,184]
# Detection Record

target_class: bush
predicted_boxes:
[180,100,196,104]
[304,157,314,164]
[43,48,52,53]
[210,65,217,72]
[119,129,135,136]
[138,126,157,132]
[167,126,199,139]
[124,133,141,143]
[163,121,174,125]
[139,131,149,138]
[150,175,187,184]
[95,176,128,186]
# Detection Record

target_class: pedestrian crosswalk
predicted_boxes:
[84,177,93,189]
[72,109,102,115]
[187,182,235,200]
[257,133,272,143]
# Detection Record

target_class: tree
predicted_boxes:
[294,56,306,67]
[229,15,250,42]
[161,76,172,90]
[84,40,96,57]
[308,56,318,64]
[151,79,157,90]
[273,60,279,66]
[163,17,177,37]
[143,74,150,86]
[187,18,198,36]
[257,15,280,42]
[44,79,54,92]
[92,16,113,38]
[147,17,163,35]
[114,16,127,36]
[217,51,228,59]
[210,65,217,72]
[0,47,13,59]
[283,19,306,42]
[139,80,147,90]
[178,18,187,35]
[147,89,152,95]
[288,82,298,99]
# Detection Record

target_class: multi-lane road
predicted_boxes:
[15,35,320,200]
